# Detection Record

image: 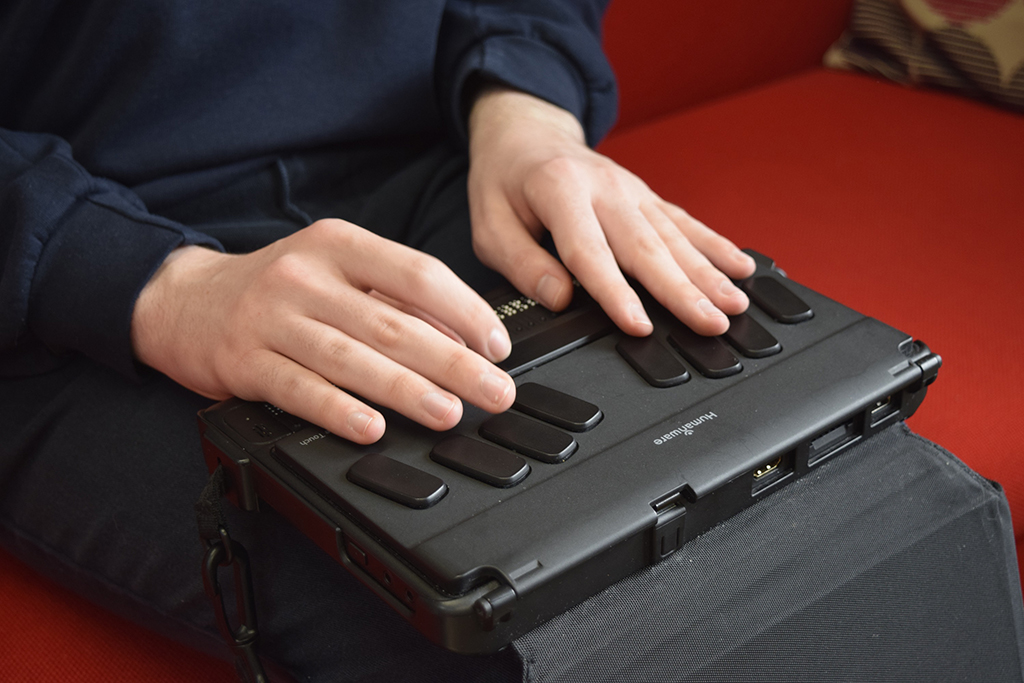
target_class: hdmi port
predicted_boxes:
[752,451,794,496]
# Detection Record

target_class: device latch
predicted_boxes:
[236,458,260,512]
[650,490,687,563]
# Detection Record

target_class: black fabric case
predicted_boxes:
[513,424,1024,682]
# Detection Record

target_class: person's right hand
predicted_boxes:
[130,219,516,444]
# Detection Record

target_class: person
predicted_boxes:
[0,1,754,679]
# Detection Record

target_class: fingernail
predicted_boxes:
[629,302,653,329]
[348,411,376,437]
[536,274,564,309]
[697,298,725,319]
[735,250,756,269]
[718,279,741,296]
[422,392,457,422]
[480,372,513,406]
[487,327,511,362]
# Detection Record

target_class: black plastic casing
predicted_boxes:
[197,253,940,653]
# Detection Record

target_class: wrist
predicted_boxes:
[468,86,585,161]
[130,245,229,369]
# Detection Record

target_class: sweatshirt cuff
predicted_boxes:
[29,193,221,380]
[446,33,617,148]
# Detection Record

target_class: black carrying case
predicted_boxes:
[511,423,1024,682]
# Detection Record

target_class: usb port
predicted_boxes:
[869,395,900,427]
[807,420,860,467]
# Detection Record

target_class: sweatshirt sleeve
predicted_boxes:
[0,129,223,379]
[436,0,618,148]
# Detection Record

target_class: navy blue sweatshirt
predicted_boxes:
[0,0,616,379]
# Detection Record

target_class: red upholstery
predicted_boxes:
[603,0,855,129]
[0,548,233,680]
[2,0,1021,678]
[598,71,1024,569]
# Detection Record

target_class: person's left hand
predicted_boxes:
[467,86,756,338]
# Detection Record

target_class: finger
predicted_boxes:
[369,290,466,347]
[660,202,756,279]
[528,181,654,336]
[471,190,576,312]
[641,202,749,316]
[288,294,515,416]
[235,348,386,444]
[270,316,469,431]
[331,225,512,363]
[597,201,729,336]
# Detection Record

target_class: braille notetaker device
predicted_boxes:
[197,250,941,653]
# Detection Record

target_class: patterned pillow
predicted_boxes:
[825,0,1024,111]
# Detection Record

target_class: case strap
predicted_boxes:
[196,465,269,683]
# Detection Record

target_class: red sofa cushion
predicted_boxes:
[599,68,1024,581]
[0,547,232,680]
[603,0,855,130]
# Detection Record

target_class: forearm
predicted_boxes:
[0,128,222,378]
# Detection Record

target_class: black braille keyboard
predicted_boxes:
[198,250,941,654]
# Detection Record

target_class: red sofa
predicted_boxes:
[3,0,1022,678]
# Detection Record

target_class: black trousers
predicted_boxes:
[3,141,1023,682]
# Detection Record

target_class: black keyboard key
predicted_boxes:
[347,454,447,509]
[431,435,530,487]
[724,314,782,358]
[668,327,742,379]
[479,413,577,464]
[616,336,690,388]
[513,383,602,432]
[740,276,813,324]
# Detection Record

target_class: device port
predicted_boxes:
[869,395,900,427]
[754,457,781,479]
[751,451,794,496]
[807,419,861,467]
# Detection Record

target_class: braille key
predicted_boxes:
[740,276,813,324]
[480,412,577,464]
[724,313,782,358]
[513,383,602,432]
[347,453,447,509]
[431,435,530,487]
[616,335,690,388]
[668,327,742,379]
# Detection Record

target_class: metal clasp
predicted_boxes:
[202,527,266,683]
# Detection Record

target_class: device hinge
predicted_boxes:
[911,350,942,391]
[473,584,517,632]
